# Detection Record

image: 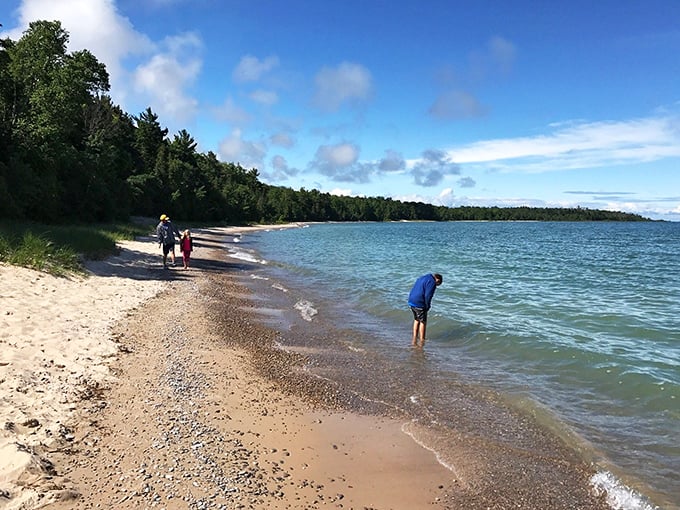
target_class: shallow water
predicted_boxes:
[228,222,679,509]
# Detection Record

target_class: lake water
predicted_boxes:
[227,221,679,509]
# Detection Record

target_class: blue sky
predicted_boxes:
[2,0,679,220]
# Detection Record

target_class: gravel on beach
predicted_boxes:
[34,236,611,510]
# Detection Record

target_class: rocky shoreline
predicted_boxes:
[45,239,452,509]
[2,226,613,509]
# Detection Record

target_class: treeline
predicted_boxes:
[0,21,649,225]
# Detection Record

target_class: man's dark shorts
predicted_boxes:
[162,243,174,256]
[410,306,428,323]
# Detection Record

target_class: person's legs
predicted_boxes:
[411,320,427,347]
[183,251,189,269]
[417,321,427,347]
[162,244,171,268]
[170,245,176,265]
[410,307,428,347]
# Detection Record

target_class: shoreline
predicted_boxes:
[0,225,452,509]
[1,224,613,509]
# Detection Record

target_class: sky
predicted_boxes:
[2,0,680,220]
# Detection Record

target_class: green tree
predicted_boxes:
[3,20,110,221]
[133,107,168,174]
[167,129,206,219]
[80,95,136,220]
[196,151,229,220]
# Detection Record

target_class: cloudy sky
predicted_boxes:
[2,0,679,219]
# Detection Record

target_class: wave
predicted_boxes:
[227,247,267,265]
[294,300,317,321]
[590,471,660,510]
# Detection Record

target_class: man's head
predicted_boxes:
[434,273,443,286]
[160,214,168,222]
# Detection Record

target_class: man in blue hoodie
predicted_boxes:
[408,273,443,347]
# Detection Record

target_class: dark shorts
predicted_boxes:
[162,243,174,255]
[410,306,428,323]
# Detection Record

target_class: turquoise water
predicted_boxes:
[230,222,679,509]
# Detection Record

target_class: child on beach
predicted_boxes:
[179,230,193,269]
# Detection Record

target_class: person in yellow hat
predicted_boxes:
[156,214,181,268]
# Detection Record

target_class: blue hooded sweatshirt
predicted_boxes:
[408,274,438,310]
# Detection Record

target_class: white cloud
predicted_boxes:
[314,62,373,111]
[233,55,279,83]
[316,143,359,168]
[264,154,299,180]
[310,142,372,182]
[217,129,266,168]
[428,89,486,120]
[3,0,204,124]
[213,97,251,125]
[249,89,279,106]
[2,0,153,106]
[487,36,516,74]
[133,34,202,122]
[429,36,514,120]
[330,188,353,196]
[271,154,287,171]
[378,150,405,172]
[408,149,461,187]
[458,176,476,188]
[445,115,680,173]
[270,132,295,148]
[437,188,455,206]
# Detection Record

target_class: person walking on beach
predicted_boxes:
[166,217,182,265]
[408,273,443,347]
[156,214,181,268]
[179,229,193,269]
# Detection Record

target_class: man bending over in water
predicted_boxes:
[407,273,443,347]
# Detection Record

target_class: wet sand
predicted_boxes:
[1,226,612,509]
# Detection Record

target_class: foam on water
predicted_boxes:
[294,300,317,321]
[400,420,460,475]
[273,339,288,351]
[590,472,660,510]
[227,247,267,264]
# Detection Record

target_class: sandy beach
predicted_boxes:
[0,225,611,509]
[0,226,453,509]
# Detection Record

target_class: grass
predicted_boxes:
[0,221,153,276]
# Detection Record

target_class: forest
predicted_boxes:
[0,21,649,225]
